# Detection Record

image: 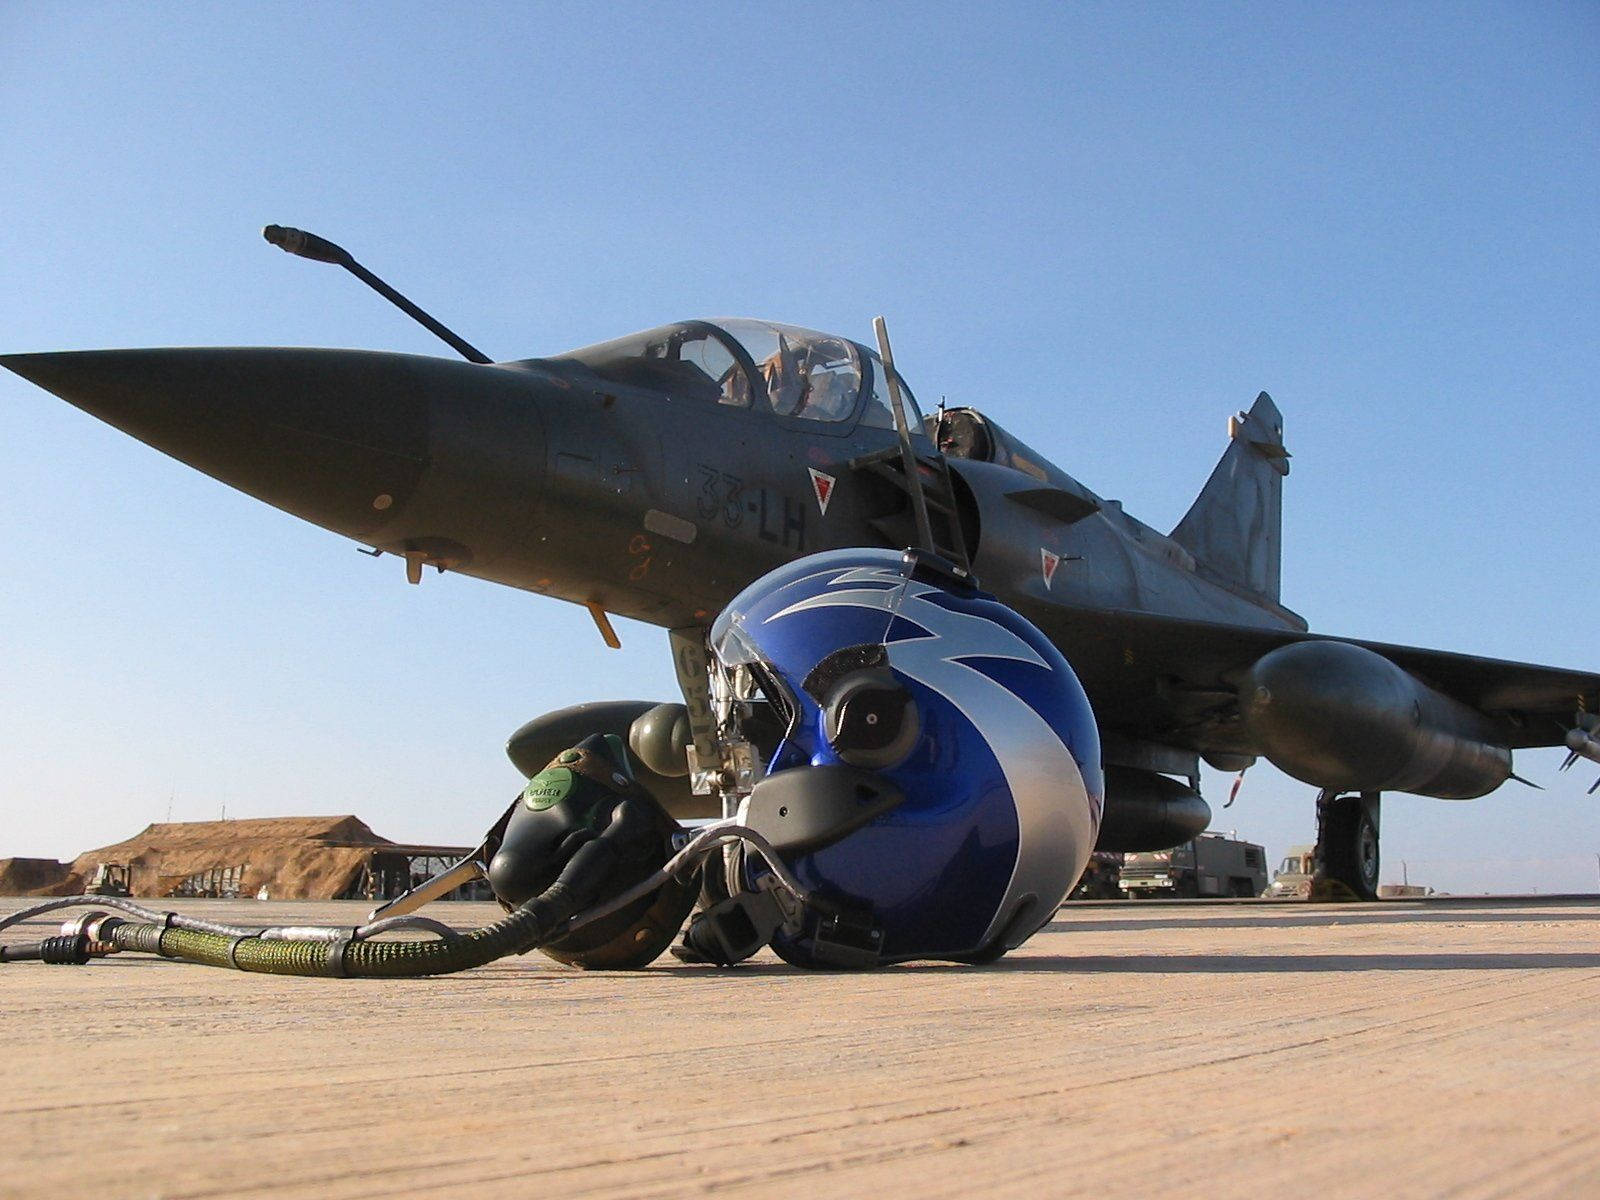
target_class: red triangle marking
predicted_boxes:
[808,468,836,515]
[1041,548,1061,587]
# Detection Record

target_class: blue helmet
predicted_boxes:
[706,547,1103,967]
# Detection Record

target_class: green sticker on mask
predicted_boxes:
[522,767,574,811]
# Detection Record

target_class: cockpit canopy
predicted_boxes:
[553,318,926,435]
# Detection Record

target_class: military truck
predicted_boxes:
[1264,844,1315,899]
[1120,832,1268,898]
[1068,852,1125,899]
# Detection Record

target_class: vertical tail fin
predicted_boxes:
[1169,392,1289,601]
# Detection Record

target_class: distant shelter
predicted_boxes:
[0,816,484,901]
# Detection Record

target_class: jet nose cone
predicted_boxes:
[3,347,432,541]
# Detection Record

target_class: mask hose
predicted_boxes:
[91,837,617,977]
[0,822,812,976]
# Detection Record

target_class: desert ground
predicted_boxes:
[1,894,1596,1199]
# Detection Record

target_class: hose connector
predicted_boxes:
[38,934,92,965]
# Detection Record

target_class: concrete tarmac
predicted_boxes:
[2,895,1597,1199]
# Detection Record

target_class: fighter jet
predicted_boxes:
[5,227,1596,900]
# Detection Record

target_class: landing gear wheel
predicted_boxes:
[1315,791,1380,901]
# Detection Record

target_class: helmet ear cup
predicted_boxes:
[822,670,920,770]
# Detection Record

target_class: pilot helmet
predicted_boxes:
[700,547,1103,967]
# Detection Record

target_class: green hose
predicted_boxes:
[16,745,701,977]
[103,883,578,978]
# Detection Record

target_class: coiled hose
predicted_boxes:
[24,835,617,977]
[0,823,810,978]
[100,881,579,977]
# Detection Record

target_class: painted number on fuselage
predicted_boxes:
[697,466,745,528]
[694,463,806,551]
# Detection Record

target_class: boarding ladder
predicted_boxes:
[847,443,973,579]
[854,316,973,579]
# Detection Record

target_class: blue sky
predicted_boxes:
[2,3,1596,892]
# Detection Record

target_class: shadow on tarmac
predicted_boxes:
[1046,908,1600,934]
[937,951,1600,975]
[652,949,1600,978]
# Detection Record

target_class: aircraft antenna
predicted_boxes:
[262,225,492,365]
[872,316,936,555]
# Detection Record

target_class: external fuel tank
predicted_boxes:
[1239,640,1511,799]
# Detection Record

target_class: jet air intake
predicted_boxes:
[1240,640,1511,799]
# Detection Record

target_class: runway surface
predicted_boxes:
[2,894,1596,1199]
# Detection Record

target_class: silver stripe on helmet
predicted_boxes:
[768,568,1098,947]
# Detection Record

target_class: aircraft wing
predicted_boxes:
[1009,598,1598,754]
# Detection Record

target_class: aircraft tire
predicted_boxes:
[1318,792,1381,901]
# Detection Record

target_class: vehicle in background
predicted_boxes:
[1265,844,1315,898]
[1068,852,1126,899]
[1378,883,1432,898]
[85,862,132,897]
[1120,832,1268,898]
